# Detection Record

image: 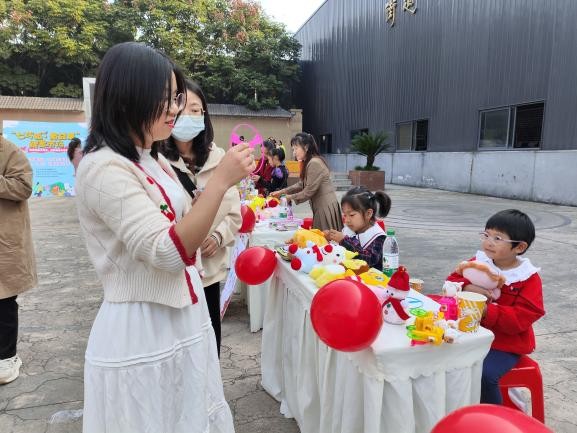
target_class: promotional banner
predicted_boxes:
[2,120,88,197]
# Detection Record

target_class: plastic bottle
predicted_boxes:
[279,195,288,219]
[382,228,399,277]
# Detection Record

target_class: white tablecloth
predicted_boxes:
[261,259,494,433]
[244,223,295,332]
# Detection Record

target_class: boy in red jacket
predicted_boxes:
[447,209,545,404]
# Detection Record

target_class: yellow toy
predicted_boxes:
[406,311,446,345]
[287,228,328,248]
[358,268,390,287]
[309,265,355,288]
[341,258,370,275]
[248,196,266,212]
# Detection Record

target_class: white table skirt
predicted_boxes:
[261,259,494,433]
[245,223,296,332]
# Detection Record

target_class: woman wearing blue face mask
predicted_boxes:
[159,79,241,356]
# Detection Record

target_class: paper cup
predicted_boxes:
[456,291,487,332]
[409,278,424,292]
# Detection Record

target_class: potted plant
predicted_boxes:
[348,131,390,191]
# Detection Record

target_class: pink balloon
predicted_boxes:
[311,279,383,352]
[431,404,553,433]
[235,247,277,285]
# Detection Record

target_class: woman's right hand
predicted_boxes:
[213,144,254,188]
[270,190,282,198]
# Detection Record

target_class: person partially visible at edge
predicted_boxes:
[75,42,252,433]
[446,209,545,405]
[271,132,343,231]
[158,78,242,357]
[66,137,83,175]
[251,139,275,196]
[0,136,37,385]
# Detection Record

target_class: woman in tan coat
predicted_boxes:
[159,79,241,356]
[0,137,37,384]
[272,133,343,231]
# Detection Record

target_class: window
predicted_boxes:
[514,103,544,148]
[350,128,368,141]
[396,120,429,151]
[318,134,333,153]
[479,102,544,149]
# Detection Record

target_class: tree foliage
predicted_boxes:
[0,0,301,109]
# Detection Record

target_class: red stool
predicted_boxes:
[499,355,545,423]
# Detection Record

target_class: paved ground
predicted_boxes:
[0,184,576,432]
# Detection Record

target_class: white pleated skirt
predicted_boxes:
[82,295,234,433]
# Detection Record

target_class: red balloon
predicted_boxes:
[239,205,256,233]
[431,404,553,433]
[235,247,277,285]
[310,279,383,352]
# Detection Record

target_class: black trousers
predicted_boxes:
[203,283,221,357]
[0,296,18,360]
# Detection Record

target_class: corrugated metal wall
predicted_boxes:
[295,0,577,152]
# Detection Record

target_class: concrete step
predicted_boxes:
[331,172,350,180]
[334,185,352,191]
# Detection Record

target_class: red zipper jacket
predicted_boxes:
[447,257,545,355]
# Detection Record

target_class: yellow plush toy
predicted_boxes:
[287,228,328,248]
[309,265,355,288]
[341,258,370,275]
[248,196,266,212]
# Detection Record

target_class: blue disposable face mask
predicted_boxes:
[171,115,205,142]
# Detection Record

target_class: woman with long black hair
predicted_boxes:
[76,42,252,432]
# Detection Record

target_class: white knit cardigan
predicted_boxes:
[75,146,204,308]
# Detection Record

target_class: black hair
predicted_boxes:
[290,132,328,181]
[341,186,391,222]
[485,209,535,254]
[271,147,285,162]
[263,139,275,153]
[84,42,186,161]
[158,79,215,169]
[66,137,82,161]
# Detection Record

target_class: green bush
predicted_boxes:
[350,132,390,170]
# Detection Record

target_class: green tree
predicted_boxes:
[0,0,111,96]
[0,0,301,110]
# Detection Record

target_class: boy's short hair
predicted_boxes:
[271,147,285,162]
[485,209,535,253]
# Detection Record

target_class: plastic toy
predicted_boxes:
[406,310,460,345]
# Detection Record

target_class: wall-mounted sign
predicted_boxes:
[385,0,417,27]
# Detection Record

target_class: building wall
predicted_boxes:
[324,150,577,206]
[1,109,303,152]
[0,111,85,135]
[211,110,302,151]
[295,0,577,153]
